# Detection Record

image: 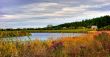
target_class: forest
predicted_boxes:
[50,15,110,30]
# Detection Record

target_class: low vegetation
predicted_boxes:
[25,29,91,33]
[0,28,91,33]
[100,25,110,30]
[0,31,110,57]
[0,31,31,38]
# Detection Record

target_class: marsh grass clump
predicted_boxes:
[95,32,110,53]
[48,41,65,57]
[0,31,31,38]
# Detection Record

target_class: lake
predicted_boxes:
[3,33,85,41]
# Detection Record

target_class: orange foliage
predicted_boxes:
[0,31,110,57]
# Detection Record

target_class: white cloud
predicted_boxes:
[1,2,110,20]
[0,0,110,28]
[83,11,110,17]
[21,2,60,12]
[92,0,110,3]
[1,15,18,19]
[0,2,65,19]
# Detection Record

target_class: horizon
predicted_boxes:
[0,0,110,28]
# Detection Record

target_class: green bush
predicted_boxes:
[100,25,110,30]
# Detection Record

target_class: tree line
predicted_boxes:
[49,15,110,30]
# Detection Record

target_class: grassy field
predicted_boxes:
[0,28,91,33]
[0,31,110,57]
[25,29,92,33]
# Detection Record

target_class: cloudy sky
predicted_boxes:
[0,0,110,28]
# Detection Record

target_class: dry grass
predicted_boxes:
[0,31,110,57]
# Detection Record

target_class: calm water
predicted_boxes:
[4,33,85,41]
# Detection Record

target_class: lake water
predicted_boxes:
[3,33,85,41]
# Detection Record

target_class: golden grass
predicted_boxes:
[0,31,110,57]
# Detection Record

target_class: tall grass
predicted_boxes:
[0,32,110,57]
[0,31,31,38]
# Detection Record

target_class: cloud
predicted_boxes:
[91,0,110,3]
[0,0,110,28]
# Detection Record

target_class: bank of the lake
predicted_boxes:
[0,29,91,39]
[0,31,31,38]
[25,29,91,33]
[0,29,91,33]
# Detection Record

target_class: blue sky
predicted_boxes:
[0,0,110,28]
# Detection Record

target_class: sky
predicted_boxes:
[0,0,110,28]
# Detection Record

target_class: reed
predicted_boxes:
[0,31,31,38]
[0,31,110,57]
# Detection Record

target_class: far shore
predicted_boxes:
[0,29,92,33]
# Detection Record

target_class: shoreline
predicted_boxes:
[0,29,91,33]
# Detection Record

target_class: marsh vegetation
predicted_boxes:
[0,31,110,57]
[0,31,31,38]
